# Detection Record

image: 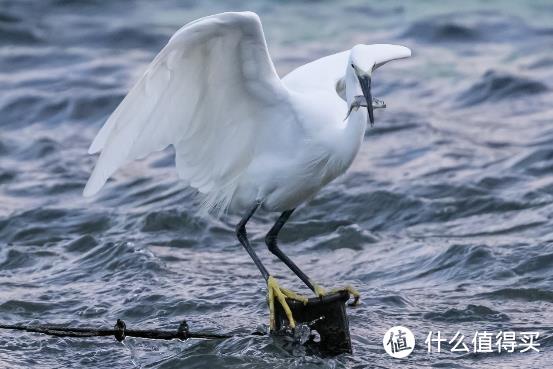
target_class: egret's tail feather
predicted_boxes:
[196,179,239,218]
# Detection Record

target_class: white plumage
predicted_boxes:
[84,11,412,329]
[84,11,411,216]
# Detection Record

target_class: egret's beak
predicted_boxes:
[357,75,374,126]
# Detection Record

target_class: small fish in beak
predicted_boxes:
[345,96,386,122]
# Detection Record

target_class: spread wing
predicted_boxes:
[84,12,290,212]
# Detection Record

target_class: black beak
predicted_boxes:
[358,75,374,126]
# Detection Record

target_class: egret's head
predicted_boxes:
[350,45,377,77]
[347,44,412,125]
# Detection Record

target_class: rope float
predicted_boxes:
[0,319,241,342]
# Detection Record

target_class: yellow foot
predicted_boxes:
[267,276,308,330]
[313,282,327,298]
[311,281,361,306]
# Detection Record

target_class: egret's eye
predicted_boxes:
[351,63,355,69]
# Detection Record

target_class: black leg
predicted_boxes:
[265,209,316,292]
[235,201,270,281]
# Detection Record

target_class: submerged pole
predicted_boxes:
[273,290,353,356]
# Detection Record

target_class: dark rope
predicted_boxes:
[0,319,237,341]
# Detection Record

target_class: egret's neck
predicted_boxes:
[343,62,366,141]
[329,62,366,170]
[344,62,361,106]
[335,63,362,104]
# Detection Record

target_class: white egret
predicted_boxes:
[84,11,411,329]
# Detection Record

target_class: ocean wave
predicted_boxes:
[423,304,509,322]
[478,288,553,303]
[403,21,480,42]
[457,70,547,106]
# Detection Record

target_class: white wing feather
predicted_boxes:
[84,12,290,212]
